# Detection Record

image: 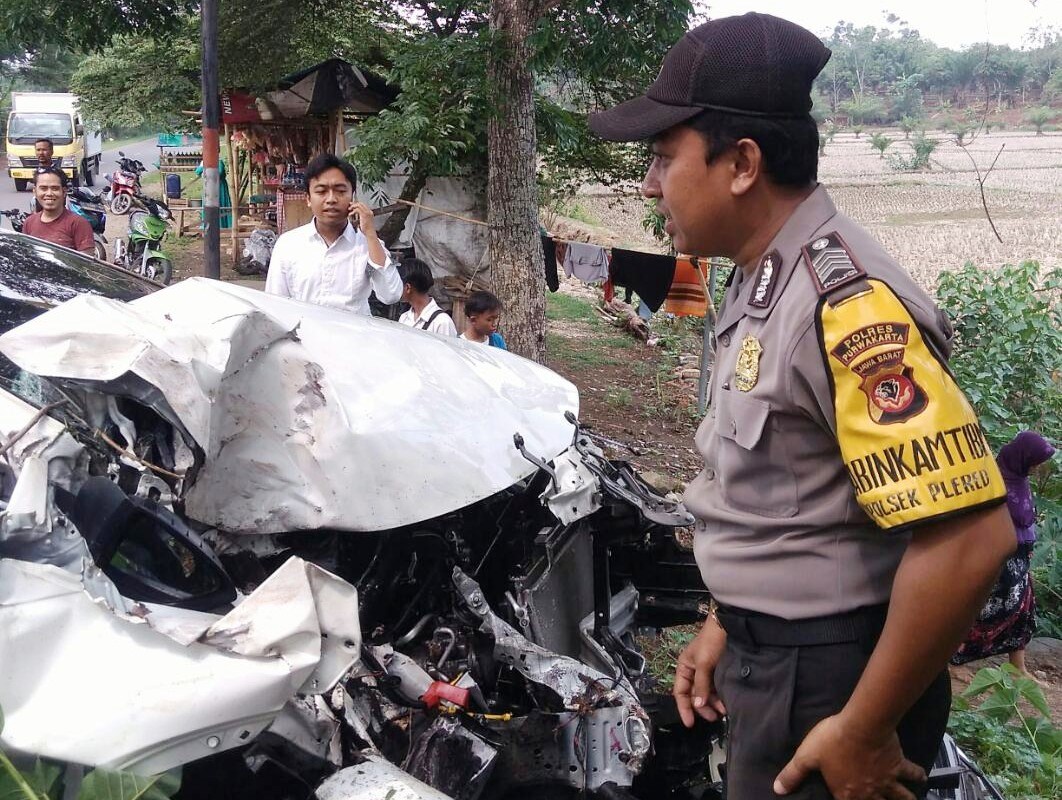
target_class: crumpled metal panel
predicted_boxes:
[540,445,603,524]
[316,754,454,800]
[0,278,578,533]
[451,569,651,790]
[0,556,360,774]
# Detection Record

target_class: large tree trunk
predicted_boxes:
[487,0,546,362]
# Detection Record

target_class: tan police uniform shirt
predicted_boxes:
[684,185,1005,620]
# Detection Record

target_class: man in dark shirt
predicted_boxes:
[22,167,94,255]
[34,138,55,168]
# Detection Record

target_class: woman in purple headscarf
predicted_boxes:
[952,431,1057,673]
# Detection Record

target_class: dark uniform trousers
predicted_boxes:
[716,605,951,800]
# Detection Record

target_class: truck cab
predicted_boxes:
[6,93,103,191]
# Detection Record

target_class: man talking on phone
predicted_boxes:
[265,153,402,315]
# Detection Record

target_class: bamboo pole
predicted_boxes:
[225,123,239,266]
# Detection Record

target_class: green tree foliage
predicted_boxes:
[817,16,1061,122]
[1023,105,1056,134]
[839,95,886,125]
[0,1,193,52]
[70,18,200,132]
[935,261,1062,458]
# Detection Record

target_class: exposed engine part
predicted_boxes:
[404,716,497,800]
[452,568,651,791]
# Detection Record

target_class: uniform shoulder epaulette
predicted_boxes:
[801,231,867,296]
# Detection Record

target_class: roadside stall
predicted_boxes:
[216,59,395,264]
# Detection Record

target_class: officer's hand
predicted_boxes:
[773,714,925,800]
[348,201,376,237]
[673,618,727,727]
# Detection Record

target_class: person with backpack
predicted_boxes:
[397,257,457,336]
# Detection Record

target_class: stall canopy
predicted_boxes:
[221,59,396,124]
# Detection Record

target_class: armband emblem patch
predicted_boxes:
[854,349,928,424]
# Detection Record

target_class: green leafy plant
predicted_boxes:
[898,115,921,139]
[1031,497,1062,638]
[949,665,1061,799]
[1024,106,1056,136]
[869,131,893,158]
[935,261,1062,459]
[887,131,938,171]
[642,199,667,243]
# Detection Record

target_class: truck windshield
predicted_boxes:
[7,113,73,145]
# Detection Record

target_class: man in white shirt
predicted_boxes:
[265,154,402,314]
[397,257,458,336]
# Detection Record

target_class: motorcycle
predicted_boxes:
[0,208,28,232]
[101,151,148,215]
[112,193,173,284]
[67,186,109,261]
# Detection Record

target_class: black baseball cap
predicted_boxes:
[589,13,831,142]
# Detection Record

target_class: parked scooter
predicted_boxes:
[67,186,109,261]
[100,151,148,215]
[112,194,173,284]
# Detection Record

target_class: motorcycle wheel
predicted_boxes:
[93,240,107,262]
[144,257,173,285]
[14,179,27,192]
[111,193,132,215]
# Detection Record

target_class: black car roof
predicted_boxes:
[0,230,159,408]
[0,229,159,314]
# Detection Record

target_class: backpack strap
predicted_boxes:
[417,309,446,330]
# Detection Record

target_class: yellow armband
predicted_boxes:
[816,280,1005,530]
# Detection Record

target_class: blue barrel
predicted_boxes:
[165,173,182,199]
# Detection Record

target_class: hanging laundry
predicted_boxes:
[664,257,708,317]
[562,241,610,284]
[608,248,677,312]
[542,235,560,292]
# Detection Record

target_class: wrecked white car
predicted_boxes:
[0,233,721,800]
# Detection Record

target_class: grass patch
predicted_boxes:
[604,386,633,410]
[560,201,598,226]
[547,292,599,325]
[639,625,698,691]
[546,332,619,368]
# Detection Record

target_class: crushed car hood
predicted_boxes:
[0,278,578,533]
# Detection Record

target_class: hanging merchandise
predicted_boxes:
[664,257,708,317]
[562,241,610,284]
[542,236,560,292]
[608,249,676,313]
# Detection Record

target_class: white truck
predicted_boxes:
[5,93,103,190]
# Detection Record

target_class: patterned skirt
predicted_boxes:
[950,542,1036,665]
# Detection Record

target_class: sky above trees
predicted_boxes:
[706,1,1061,50]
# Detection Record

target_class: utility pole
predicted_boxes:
[201,0,221,279]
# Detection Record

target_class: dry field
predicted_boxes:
[572,128,1062,292]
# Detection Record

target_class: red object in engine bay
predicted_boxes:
[421,681,470,710]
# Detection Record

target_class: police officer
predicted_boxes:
[590,13,1016,800]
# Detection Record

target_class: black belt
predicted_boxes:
[716,603,889,649]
